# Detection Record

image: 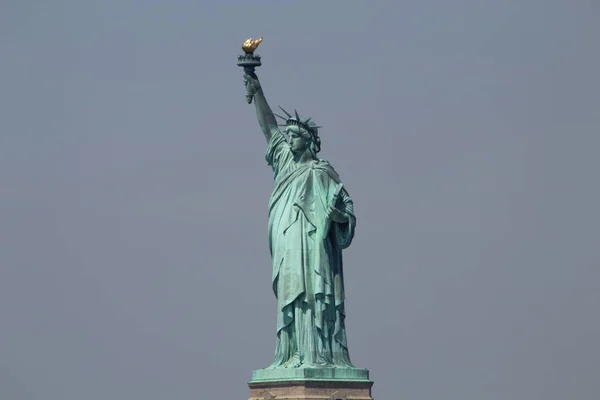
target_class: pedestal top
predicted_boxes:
[250,367,370,383]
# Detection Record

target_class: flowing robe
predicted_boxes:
[265,130,356,368]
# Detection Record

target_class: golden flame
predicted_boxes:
[242,37,263,54]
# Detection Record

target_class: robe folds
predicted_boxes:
[265,130,356,368]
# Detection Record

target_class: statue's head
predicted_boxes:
[286,124,320,155]
[275,107,321,157]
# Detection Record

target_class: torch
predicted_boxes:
[237,36,263,104]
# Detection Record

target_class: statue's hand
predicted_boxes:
[327,205,349,224]
[243,73,262,98]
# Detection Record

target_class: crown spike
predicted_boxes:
[294,109,300,121]
[278,106,292,118]
[273,113,288,121]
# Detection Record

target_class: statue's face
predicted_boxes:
[288,131,310,154]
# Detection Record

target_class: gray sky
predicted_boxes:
[1,1,599,399]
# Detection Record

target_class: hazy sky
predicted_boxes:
[1,1,599,399]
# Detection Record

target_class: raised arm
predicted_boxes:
[244,73,279,143]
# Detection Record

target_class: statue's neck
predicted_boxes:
[293,150,316,165]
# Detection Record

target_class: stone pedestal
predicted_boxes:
[248,368,374,400]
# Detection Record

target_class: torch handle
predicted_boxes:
[244,67,257,104]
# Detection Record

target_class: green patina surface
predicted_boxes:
[239,43,369,381]
[251,367,370,383]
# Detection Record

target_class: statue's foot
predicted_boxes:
[299,362,320,369]
[299,356,333,369]
[283,353,302,368]
[316,357,333,368]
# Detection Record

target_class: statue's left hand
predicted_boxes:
[243,74,261,95]
[327,205,349,223]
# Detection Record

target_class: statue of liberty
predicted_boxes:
[243,70,357,369]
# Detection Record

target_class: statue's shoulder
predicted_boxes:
[312,159,341,181]
[312,159,332,169]
[314,158,333,166]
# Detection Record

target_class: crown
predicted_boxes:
[274,107,322,137]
